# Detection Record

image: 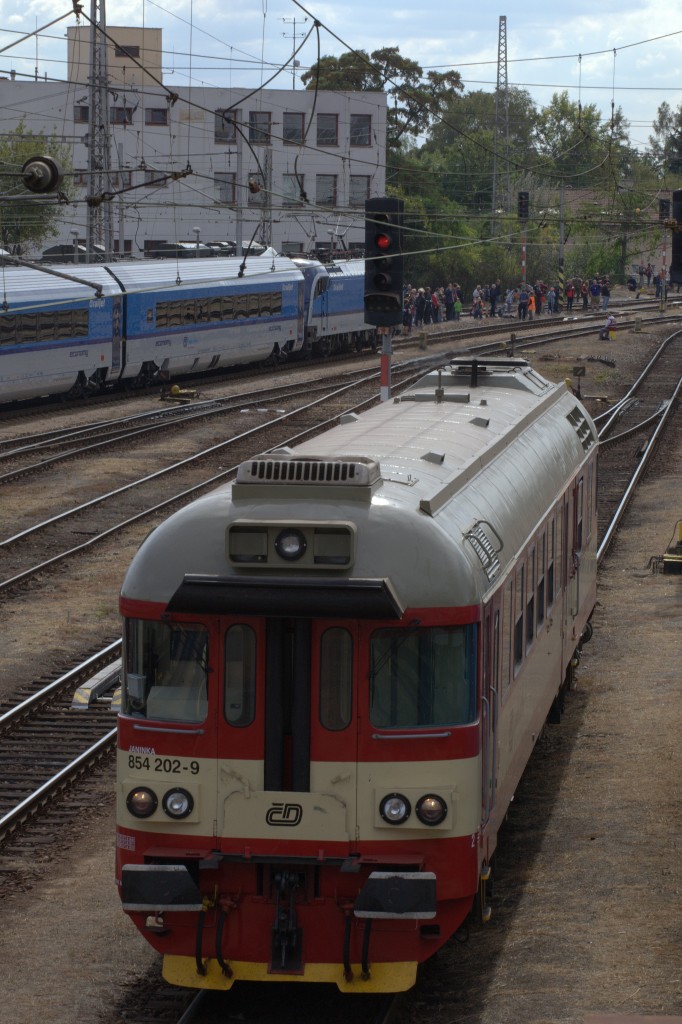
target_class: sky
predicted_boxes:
[0,0,681,151]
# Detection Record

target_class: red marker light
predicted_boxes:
[375,232,391,250]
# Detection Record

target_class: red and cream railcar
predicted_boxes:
[116,358,597,993]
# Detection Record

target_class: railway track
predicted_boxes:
[0,642,121,848]
[0,330,679,1024]
[0,291,677,428]
[0,363,441,597]
[2,337,679,854]
[111,978,400,1024]
[594,328,682,550]
[0,375,375,479]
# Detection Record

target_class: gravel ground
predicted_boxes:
[0,306,680,1023]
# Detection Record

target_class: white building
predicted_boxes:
[1,27,387,258]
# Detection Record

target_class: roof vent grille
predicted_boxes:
[566,406,596,451]
[236,455,380,487]
[464,521,502,582]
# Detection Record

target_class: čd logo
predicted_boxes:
[266,802,303,826]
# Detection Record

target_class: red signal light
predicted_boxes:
[375,232,392,250]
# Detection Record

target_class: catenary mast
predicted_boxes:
[86,0,113,260]
[491,15,511,233]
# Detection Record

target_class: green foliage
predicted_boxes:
[0,120,76,253]
[302,47,463,146]
[308,45,672,288]
[648,101,682,177]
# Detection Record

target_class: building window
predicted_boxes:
[317,113,338,146]
[249,110,271,144]
[110,106,133,125]
[74,105,89,123]
[316,174,337,206]
[349,175,370,206]
[145,108,168,126]
[113,239,133,254]
[283,111,304,144]
[110,170,132,189]
[281,241,304,254]
[350,113,371,146]
[214,172,236,204]
[114,44,140,58]
[215,108,239,144]
[282,173,304,206]
[247,173,266,206]
[144,169,167,187]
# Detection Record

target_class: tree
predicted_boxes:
[648,101,682,177]
[533,91,630,182]
[421,87,539,211]
[0,120,76,253]
[302,47,463,147]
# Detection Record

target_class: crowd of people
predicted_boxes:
[401,277,616,332]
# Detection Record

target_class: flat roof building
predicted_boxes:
[2,27,387,258]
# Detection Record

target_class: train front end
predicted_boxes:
[117,448,484,993]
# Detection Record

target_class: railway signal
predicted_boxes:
[363,197,404,327]
[518,190,529,221]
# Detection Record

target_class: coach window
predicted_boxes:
[575,477,584,551]
[514,564,524,670]
[526,547,535,650]
[224,625,256,727]
[556,505,563,597]
[501,578,513,697]
[319,628,352,730]
[369,625,476,729]
[547,517,555,613]
[123,620,208,723]
[537,530,546,629]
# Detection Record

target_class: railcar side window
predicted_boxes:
[224,624,256,727]
[547,517,555,611]
[575,477,584,551]
[537,531,546,629]
[556,506,563,597]
[154,291,281,328]
[319,628,352,730]
[514,564,524,670]
[369,626,476,729]
[526,548,535,649]
[124,620,208,723]
[0,308,89,346]
[501,579,513,696]
[587,462,594,542]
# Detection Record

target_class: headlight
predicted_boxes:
[126,786,158,818]
[379,793,411,825]
[274,527,307,561]
[162,788,194,820]
[416,794,447,826]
